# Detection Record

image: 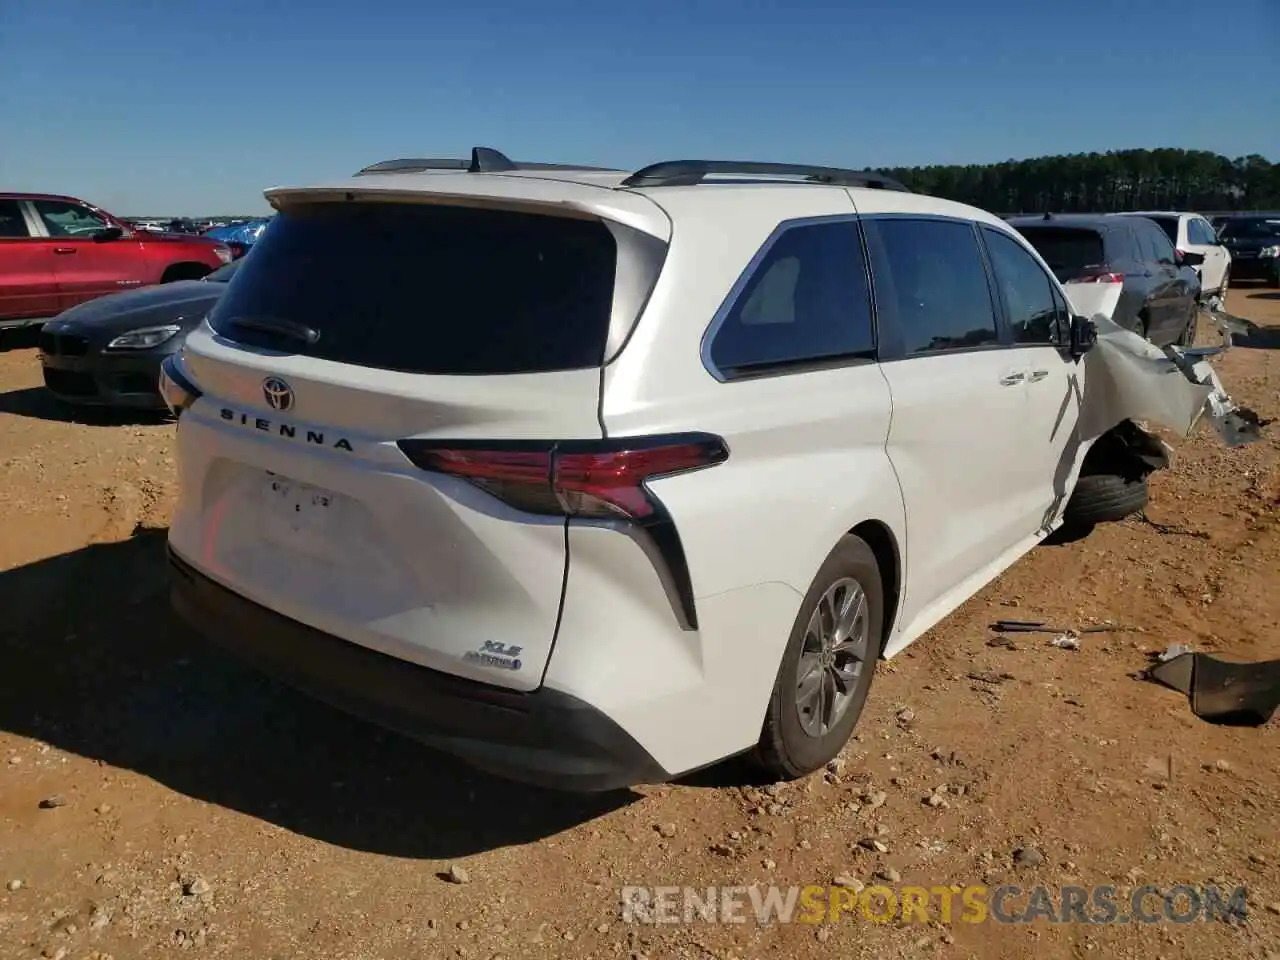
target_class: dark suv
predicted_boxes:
[1217,216,1280,286]
[1007,214,1202,347]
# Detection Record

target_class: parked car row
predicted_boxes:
[38,259,238,408]
[0,192,233,338]
[1001,209,1280,348]
[1006,213,1206,347]
[201,217,271,259]
[7,186,1276,421]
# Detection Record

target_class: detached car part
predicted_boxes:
[1147,651,1280,727]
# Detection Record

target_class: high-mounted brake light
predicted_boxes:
[397,434,729,522]
[1075,271,1124,284]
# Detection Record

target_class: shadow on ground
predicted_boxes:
[0,528,639,857]
[1232,319,1280,350]
[1242,290,1280,303]
[0,387,172,426]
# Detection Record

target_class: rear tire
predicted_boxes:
[1062,473,1149,528]
[755,535,884,780]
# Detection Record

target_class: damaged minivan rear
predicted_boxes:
[165,156,1261,792]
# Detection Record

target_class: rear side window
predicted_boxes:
[868,218,998,354]
[1187,218,1216,245]
[708,219,874,378]
[0,200,30,238]
[1013,227,1107,283]
[208,202,619,375]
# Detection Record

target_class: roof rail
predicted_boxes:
[355,146,618,177]
[618,160,910,192]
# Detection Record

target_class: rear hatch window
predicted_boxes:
[1148,217,1179,245]
[208,201,619,375]
[1013,227,1107,283]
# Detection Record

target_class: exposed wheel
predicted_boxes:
[755,535,883,780]
[1062,473,1149,528]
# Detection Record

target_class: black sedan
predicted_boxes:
[1217,216,1280,286]
[39,259,238,409]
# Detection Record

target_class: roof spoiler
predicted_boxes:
[355,147,616,177]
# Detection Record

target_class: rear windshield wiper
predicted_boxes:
[228,315,321,345]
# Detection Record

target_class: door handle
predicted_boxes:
[53,247,76,255]
[1028,370,1050,383]
[999,372,1026,386]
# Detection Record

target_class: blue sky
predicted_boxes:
[2,0,1276,215]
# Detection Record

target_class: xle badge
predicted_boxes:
[464,641,523,671]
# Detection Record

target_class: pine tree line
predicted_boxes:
[876,149,1280,214]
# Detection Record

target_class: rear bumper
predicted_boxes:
[167,546,668,792]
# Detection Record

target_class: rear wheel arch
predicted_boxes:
[848,519,901,657]
[161,262,212,283]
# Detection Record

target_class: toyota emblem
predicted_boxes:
[262,377,294,411]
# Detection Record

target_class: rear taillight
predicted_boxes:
[1076,271,1124,284]
[400,433,726,632]
[397,434,729,521]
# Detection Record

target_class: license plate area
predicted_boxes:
[261,471,340,550]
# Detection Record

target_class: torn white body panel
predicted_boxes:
[1062,280,1123,323]
[1076,309,1262,448]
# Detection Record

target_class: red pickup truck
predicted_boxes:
[0,192,233,333]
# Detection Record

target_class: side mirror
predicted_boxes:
[92,226,125,242]
[1178,250,1205,267]
[1068,315,1097,360]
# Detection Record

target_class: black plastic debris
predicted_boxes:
[1146,651,1280,727]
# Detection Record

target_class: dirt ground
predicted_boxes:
[1,291,1278,960]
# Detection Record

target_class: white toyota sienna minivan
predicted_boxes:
[162,148,1145,792]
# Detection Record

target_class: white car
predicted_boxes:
[159,149,1204,791]
[1113,211,1232,306]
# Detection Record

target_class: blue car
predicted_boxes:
[204,218,271,257]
